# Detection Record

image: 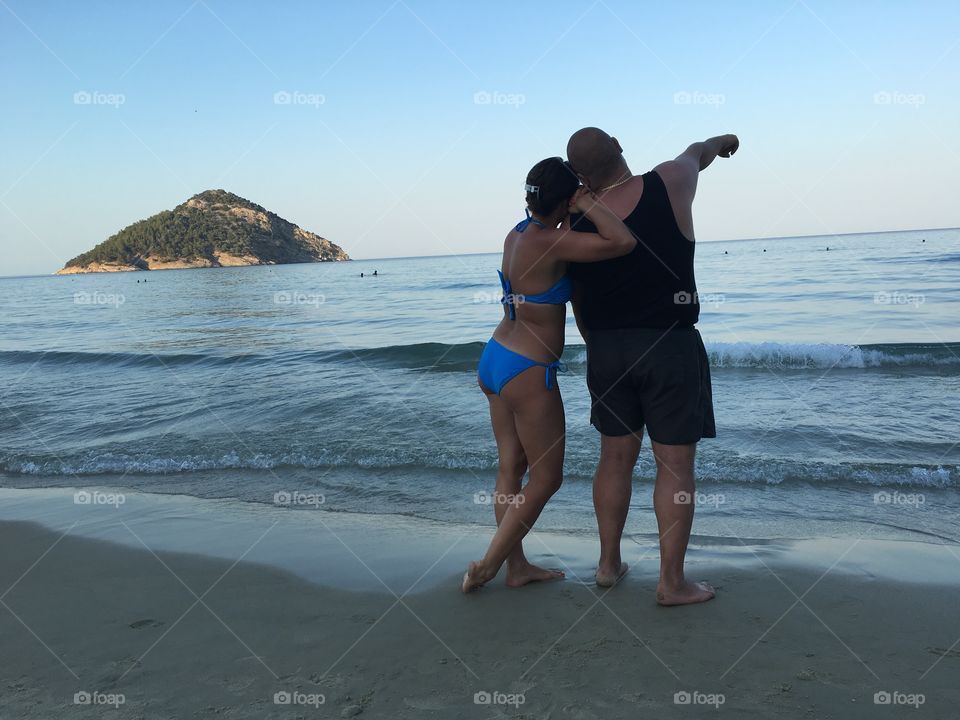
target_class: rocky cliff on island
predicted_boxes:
[57,189,349,274]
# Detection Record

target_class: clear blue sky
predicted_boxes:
[1,0,958,276]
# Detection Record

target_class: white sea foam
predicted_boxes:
[705,342,957,369]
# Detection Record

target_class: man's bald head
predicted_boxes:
[566,127,627,189]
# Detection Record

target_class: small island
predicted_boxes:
[57,189,350,274]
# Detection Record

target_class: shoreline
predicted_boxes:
[2,486,959,592]
[3,490,959,717]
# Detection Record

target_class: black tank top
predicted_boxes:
[569,170,699,330]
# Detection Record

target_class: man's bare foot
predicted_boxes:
[461,561,497,593]
[656,579,716,606]
[596,561,629,588]
[505,562,565,588]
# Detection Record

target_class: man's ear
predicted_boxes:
[612,137,623,154]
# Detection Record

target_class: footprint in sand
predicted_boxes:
[309,672,347,691]
[128,618,164,629]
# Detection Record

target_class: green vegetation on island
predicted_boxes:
[61,189,349,272]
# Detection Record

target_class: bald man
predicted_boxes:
[566,127,738,606]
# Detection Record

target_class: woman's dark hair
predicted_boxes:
[525,157,580,217]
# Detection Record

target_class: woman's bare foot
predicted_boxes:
[505,561,565,588]
[656,579,716,606]
[595,561,629,588]
[461,561,497,593]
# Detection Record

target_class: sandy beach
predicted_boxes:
[1,489,958,719]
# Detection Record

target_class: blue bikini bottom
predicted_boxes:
[477,337,562,395]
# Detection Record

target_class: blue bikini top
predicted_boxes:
[498,210,573,320]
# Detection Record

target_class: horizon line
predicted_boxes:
[349,225,958,262]
[2,224,956,280]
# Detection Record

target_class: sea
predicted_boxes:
[2,228,958,547]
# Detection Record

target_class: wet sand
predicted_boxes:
[2,489,959,718]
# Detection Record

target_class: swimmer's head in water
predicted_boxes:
[524,157,580,219]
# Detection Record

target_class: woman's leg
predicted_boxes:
[484,387,565,587]
[464,368,566,591]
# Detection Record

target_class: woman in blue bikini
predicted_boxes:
[463,157,636,592]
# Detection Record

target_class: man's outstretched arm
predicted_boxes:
[654,134,739,240]
[657,134,739,198]
[682,134,740,172]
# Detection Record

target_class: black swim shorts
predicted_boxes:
[584,326,716,444]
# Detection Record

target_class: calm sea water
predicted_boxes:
[1,228,958,544]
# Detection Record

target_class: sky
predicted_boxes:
[1,0,958,276]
